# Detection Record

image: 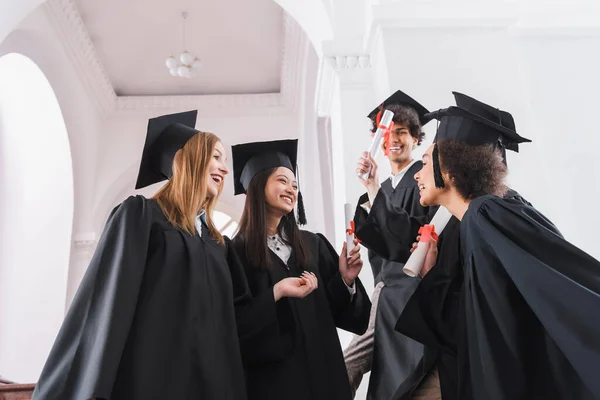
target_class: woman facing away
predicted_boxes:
[230,139,371,400]
[33,111,249,400]
[396,106,600,400]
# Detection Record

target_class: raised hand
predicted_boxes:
[356,152,380,199]
[339,239,363,286]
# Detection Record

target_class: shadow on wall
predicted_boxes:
[0,53,73,383]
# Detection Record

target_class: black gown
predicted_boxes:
[393,190,528,400]
[354,162,431,264]
[32,196,249,400]
[398,194,600,399]
[353,161,436,400]
[232,231,371,400]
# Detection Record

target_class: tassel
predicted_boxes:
[432,143,445,188]
[295,163,307,225]
[297,191,307,226]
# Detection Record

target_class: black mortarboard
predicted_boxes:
[429,106,529,148]
[232,139,306,225]
[367,89,431,125]
[452,91,520,151]
[135,110,199,189]
[426,106,531,188]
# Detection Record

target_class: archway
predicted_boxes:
[272,0,333,54]
[0,53,74,383]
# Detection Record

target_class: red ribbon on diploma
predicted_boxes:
[418,225,439,242]
[373,109,395,157]
[346,221,361,243]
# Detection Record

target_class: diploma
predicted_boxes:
[344,203,357,258]
[403,206,452,277]
[358,109,394,180]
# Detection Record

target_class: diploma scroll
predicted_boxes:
[344,203,357,259]
[358,110,394,180]
[403,206,452,277]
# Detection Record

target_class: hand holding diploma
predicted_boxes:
[342,203,363,285]
[403,207,452,277]
[407,228,439,278]
[355,154,381,205]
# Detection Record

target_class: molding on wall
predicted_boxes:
[323,55,371,70]
[44,0,117,117]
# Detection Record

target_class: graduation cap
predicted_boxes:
[135,110,200,189]
[426,106,531,188]
[232,139,306,225]
[452,91,520,151]
[367,89,431,126]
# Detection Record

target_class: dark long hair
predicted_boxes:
[237,168,308,269]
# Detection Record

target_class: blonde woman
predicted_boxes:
[33,111,248,400]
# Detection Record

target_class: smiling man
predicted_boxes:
[343,90,438,400]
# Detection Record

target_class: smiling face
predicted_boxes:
[414,144,449,206]
[383,123,419,165]
[206,141,229,199]
[264,166,297,217]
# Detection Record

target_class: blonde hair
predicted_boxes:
[153,131,224,244]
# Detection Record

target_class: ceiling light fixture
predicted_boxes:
[165,12,201,78]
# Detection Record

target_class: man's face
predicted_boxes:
[383,123,418,164]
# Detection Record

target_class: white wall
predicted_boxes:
[91,112,303,231]
[0,53,73,383]
[380,22,600,259]
[513,32,600,258]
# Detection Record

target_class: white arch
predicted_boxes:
[0,53,74,383]
[0,0,45,44]
[273,0,333,54]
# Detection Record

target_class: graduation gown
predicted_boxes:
[394,189,529,400]
[399,194,600,399]
[32,196,249,400]
[353,161,435,400]
[232,231,371,400]
[354,162,431,265]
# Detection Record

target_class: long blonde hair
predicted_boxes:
[153,131,224,244]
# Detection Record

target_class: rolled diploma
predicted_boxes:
[358,109,394,180]
[344,203,355,258]
[403,206,452,277]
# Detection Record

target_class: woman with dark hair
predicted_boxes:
[231,139,371,400]
[33,111,249,400]
[397,106,600,400]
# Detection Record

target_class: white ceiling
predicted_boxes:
[75,0,284,96]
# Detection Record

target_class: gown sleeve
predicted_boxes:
[315,233,371,335]
[354,189,430,262]
[224,236,252,306]
[229,238,290,365]
[32,196,153,400]
[395,190,534,355]
[394,217,462,356]
[460,196,600,399]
